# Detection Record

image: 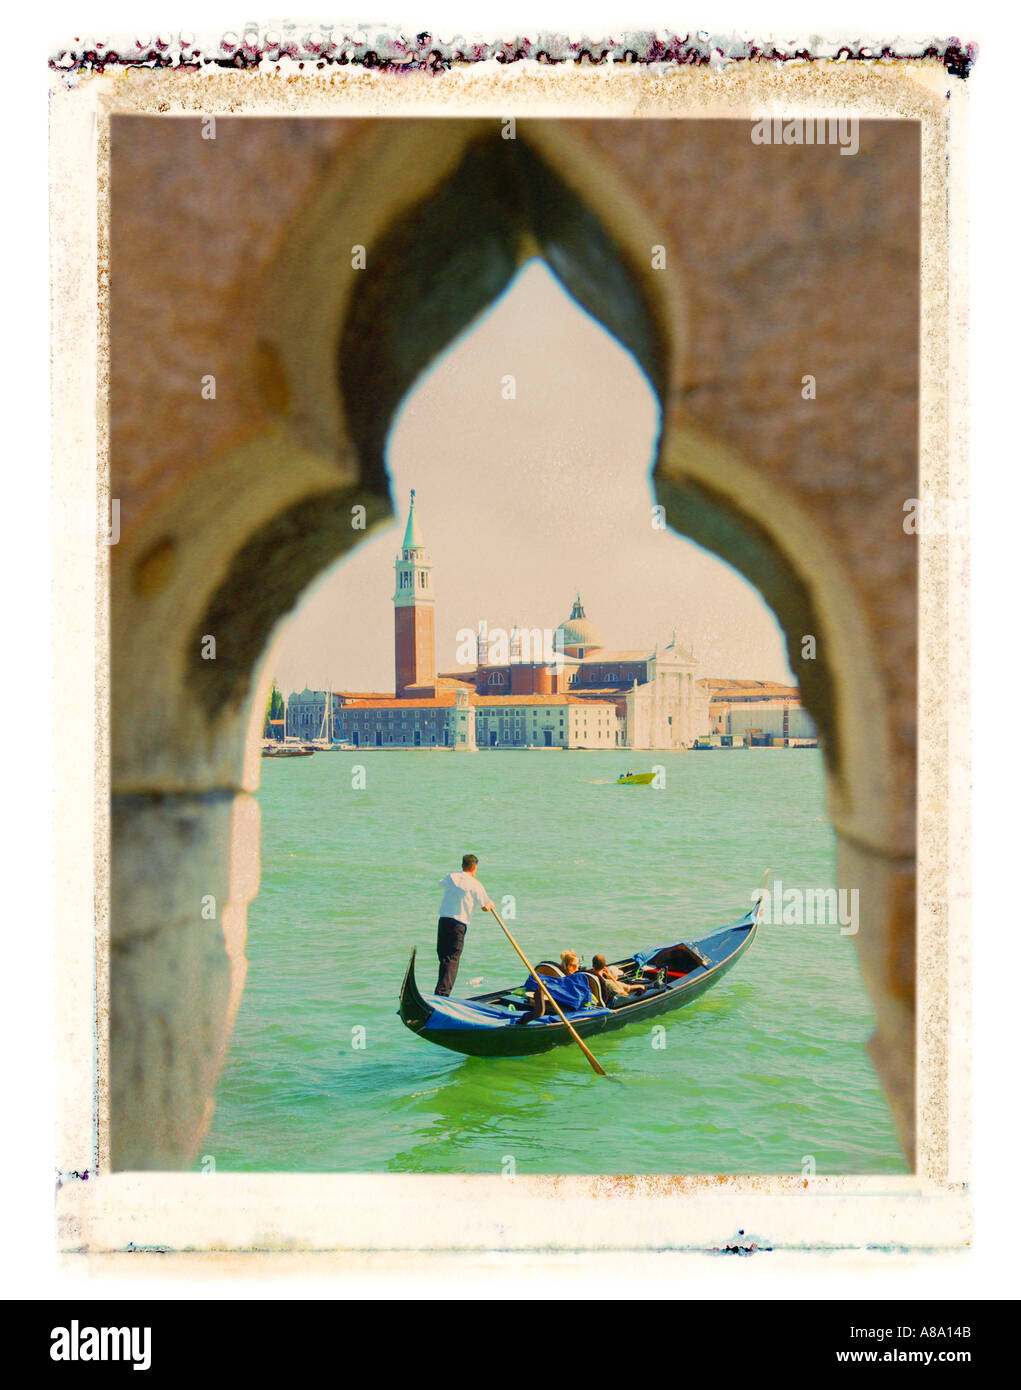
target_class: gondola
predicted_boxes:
[398,904,759,1058]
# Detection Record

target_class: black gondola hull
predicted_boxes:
[398,911,758,1059]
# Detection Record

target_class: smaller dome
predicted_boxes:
[556,596,604,654]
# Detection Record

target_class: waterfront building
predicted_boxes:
[727,701,818,744]
[449,686,477,751]
[702,678,816,745]
[445,596,709,750]
[282,496,802,752]
[623,641,707,749]
[338,693,458,748]
[285,687,341,740]
[473,693,623,748]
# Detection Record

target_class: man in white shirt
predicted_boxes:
[435,854,495,996]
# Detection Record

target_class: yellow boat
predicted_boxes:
[617,771,656,785]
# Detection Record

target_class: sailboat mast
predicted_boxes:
[317,685,334,744]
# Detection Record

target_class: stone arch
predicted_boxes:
[109,116,916,1169]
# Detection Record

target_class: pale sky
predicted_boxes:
[271,260,794,696]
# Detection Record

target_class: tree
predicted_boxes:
[265,679,285,723]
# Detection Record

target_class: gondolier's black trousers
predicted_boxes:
[435,917,467,996]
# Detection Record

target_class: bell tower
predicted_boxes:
[393,490,436,695]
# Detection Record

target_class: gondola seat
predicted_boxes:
[583,972,607,1006]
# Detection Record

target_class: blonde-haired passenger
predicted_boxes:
[516,949,582,1025]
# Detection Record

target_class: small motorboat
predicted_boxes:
[398,905,758,1059]
[617,771,656,785]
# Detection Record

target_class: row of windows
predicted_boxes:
[292,712,618,728]
[478,670,641,686]
[346,719,443,727]
[282,732,626,747]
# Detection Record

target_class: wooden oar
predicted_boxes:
[489,907,608,1077]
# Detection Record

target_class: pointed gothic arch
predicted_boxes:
[108,116,918,1171]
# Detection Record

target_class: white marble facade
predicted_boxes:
[624,642,711,749]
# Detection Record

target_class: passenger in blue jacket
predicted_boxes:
[517,951,586,1024]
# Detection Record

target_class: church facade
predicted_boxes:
[442,590,710,750]
[288,494,713,750]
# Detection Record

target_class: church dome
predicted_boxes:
[556,596,604,655]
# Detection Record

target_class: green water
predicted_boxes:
[201,749,907,1175]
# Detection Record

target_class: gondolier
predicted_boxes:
[434,854,495,996]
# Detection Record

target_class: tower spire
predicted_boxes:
[402,489,424,552]
[394,491,435,696]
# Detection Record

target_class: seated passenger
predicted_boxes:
[517,950,586,1024]
[592,953,647,999]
